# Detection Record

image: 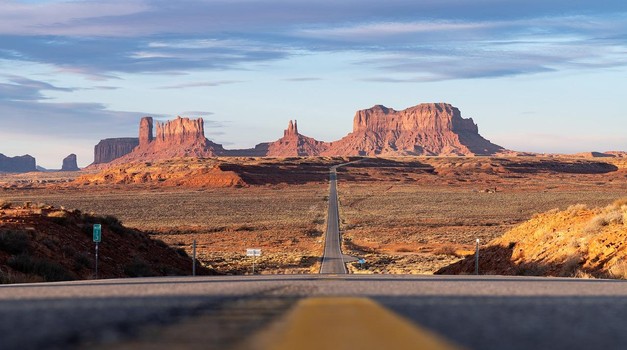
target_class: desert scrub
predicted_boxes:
[7,253,75,282]
[0,200,12,209]
[585,209,624,234]
[47,210,70,225]
[0,230,30,254]
[124,257,154,277]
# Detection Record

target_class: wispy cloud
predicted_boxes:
[283,77,323,82]
[179,111,214,117]
[158,81,243,89]
[0,1,625,80]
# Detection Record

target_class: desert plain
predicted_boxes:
[1,155,625,277]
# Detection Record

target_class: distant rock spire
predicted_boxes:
[284,120,298,137]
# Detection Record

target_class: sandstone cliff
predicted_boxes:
[93,138,139,164]
[0,154,37,173]
[94,102,507,164]
[113,116,224,163]
[61,154,79,171]
[322,103,504,156]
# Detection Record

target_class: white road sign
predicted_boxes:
[246,249,262,257]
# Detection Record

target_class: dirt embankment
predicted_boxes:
[437,199,627,278]
[0,200,211,283]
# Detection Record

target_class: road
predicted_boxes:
[319,165,348,274]
[3,275,627,349]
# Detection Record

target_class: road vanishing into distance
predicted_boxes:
[5,162,627,349]
[319,164,348,274]
[4,275,627,349]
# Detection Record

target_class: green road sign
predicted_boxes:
[93,224,102,243]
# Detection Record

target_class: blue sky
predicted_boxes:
[0,0,626,168]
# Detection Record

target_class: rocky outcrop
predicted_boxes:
[0,154,37,173]
[139,117,154,146]
[264,120,328,157]
[94,138,139,164]
[114,116,224,163]
[322,103,504,156]
[95,102,508,164]
[61,154,80,171]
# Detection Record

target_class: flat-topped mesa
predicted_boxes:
[326,102,504,156]
[352,103,478,134]
[0,153,36,173]
[93,138,140,164]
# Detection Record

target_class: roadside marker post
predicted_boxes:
[246,249,262,275]
[475,238,480,275]
[192,240,197,277]
[358,258,366,269]
[93,224,102,279]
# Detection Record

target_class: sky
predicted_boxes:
[0,0,626,168]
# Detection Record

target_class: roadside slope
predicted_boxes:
[437,199,627,278]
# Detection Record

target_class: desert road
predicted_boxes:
[3,275,627,349]
[319,165,348,274]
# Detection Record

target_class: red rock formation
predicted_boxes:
[322,103,504,156]
[95,102,507,164]
[0,154,36,173]
[263,120,328,157]
[139,117,154,146]
[61,154,79,171]
[93,138,139,164]
[113,116,224,163]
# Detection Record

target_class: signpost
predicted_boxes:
[358,258,366,269]
[192,240,197,277]
[246,248,262,274]
[475,238,480,275]
[93,224,102,279]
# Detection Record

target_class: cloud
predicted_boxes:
[179,111,214,117]
[158,81,242,89]
[0,75,75,101]
[0,1,625,80]
[282,77,322,82]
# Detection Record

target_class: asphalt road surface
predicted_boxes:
[3,275,627,349]
[319,165,347,274]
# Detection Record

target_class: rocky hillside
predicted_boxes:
[0,201,211,283]
[437,199,627,278]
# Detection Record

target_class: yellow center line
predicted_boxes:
[245,297,462,350]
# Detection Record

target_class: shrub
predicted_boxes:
[0,200,12,209]
[7,254,75,281]
[124,257,154,277]
[0,230,30,254]
[175,247,189,258]
[73,252,92,270]
[102,215,126,235]
[47,210,70,225]
[585,210,623,233]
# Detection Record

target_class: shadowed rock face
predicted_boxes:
[61,154,79,171]
[93,138,140,164]
[0,154,36,173]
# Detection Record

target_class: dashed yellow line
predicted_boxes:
[247,298,462,350]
